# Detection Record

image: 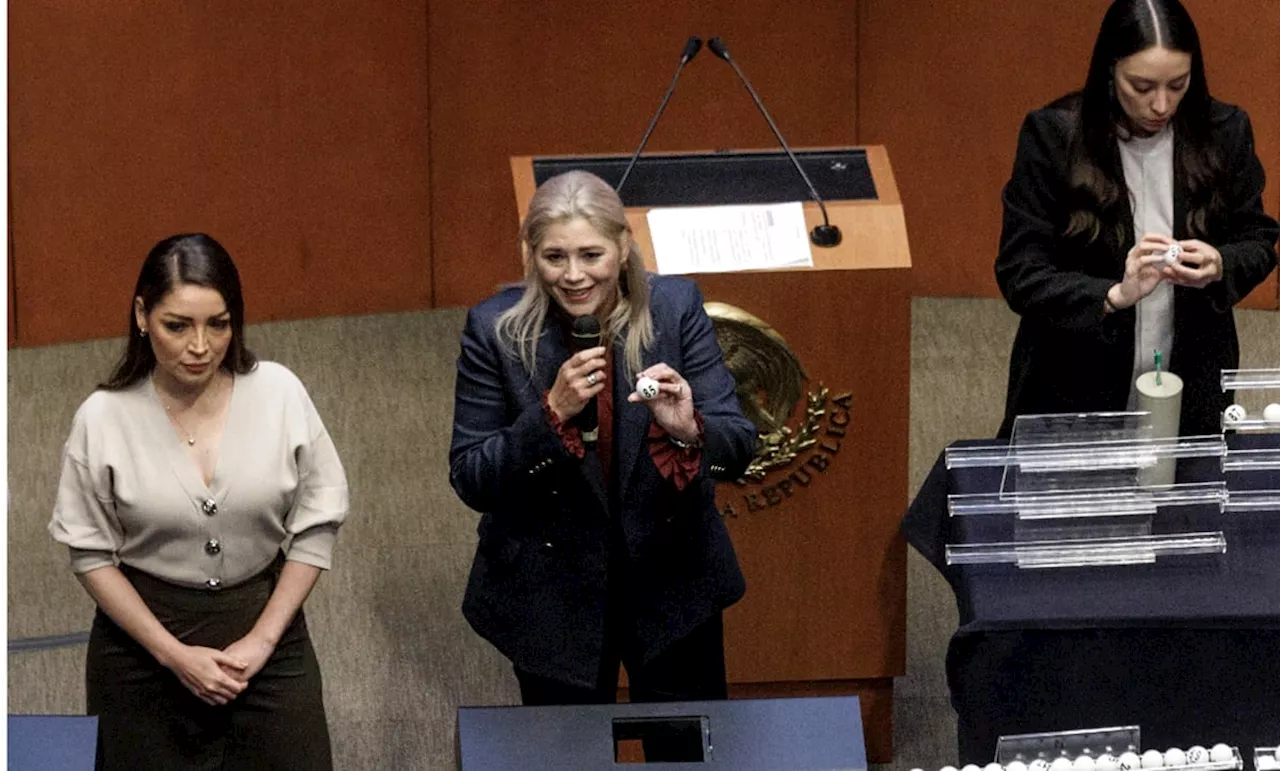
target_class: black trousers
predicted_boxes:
[515,612,727,761]
[86,561,332,771]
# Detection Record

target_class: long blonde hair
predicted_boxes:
[495,171,654,380]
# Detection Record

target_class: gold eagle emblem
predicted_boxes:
[705,302,828,481]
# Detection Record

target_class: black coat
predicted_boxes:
[449,276,755,687]
[995,94,1279,438]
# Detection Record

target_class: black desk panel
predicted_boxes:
[904,438,1280,763]
[457,696,866,771]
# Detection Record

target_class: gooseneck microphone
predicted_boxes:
[615,36,703,197]
[706,36,842,248]
[570,315,602,440]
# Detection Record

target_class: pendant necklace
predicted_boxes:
[159,377,221,447]
[165,402,198,446]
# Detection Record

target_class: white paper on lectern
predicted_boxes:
[646,202,813,275]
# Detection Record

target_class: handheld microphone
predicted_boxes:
[570,315,602,439]
[616,36,703,197]
[706,36,842,248]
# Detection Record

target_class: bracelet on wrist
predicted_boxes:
[668,434,703,450]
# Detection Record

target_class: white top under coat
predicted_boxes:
[49,361,349,589]
[1118,125,1175,410]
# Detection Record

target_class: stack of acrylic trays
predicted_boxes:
[1221,369,1280,475]
[944,412,1228,569]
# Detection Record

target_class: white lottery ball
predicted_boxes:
[1264,403,1280,422]
[940,766,959,771]
[1097,755,1120,771]
[1053,758,1074,771]
[1209,745,1233,763]
[1223,404,1248,424]
[1031,760,1051,771]
[1076,756,1097,771]
[1163,748,1186,767]
[635,376,660,400]
[986,764,1004,771]
[1119,752,1143,771]
[1141,750,1166,768]
[961,765,981,771]
[1163,243,1182,266]
[1184,747,1208,765]
[1008,762,1029,771]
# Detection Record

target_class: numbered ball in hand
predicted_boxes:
[636,376,660,401]
[1163,243,1182,266]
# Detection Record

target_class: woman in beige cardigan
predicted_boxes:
[49,233,349,770]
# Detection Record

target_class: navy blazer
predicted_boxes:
[995,94,1279,437]
[449,275,756,687]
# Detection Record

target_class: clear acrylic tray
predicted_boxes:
[1220,369,1280,433]
[1253,747,1280,771]
[995,725,1139,764]
[994,726,1241,770]
[945,436,1225,472]
[945,532,1226,569]
[1222,447,1280,472]
[1221,369,1280,391]
[948,482,1226,520]
[1223,490,1280,514]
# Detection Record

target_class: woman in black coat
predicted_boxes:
[995,0,1279,438]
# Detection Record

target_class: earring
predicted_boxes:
[139,328,148,337]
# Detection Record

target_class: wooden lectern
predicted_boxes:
[510,149,910,762]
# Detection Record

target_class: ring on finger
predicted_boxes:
[586,372,597,386]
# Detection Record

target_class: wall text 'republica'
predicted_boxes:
[720,391,852,518]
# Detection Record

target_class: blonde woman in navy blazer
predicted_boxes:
[449,171,755,716]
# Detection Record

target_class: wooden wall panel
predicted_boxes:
[1195,0,1280,308]
[8,0,432,347]
[8,244,16,348]
[428,0,860,308]
[859,0,1280,308]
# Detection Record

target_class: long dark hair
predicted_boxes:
[100,233,258,390]
[1066,0,1222,244]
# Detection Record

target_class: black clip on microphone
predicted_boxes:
[706,36,842,248]
[616,36,703,197]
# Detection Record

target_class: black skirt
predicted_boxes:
[86,559,332,771]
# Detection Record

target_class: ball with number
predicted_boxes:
[636,376,660,400]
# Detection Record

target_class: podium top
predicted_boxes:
[511,146,911,271]
[533,149,877,208]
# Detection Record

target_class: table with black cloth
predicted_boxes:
[903,436,1280,764]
